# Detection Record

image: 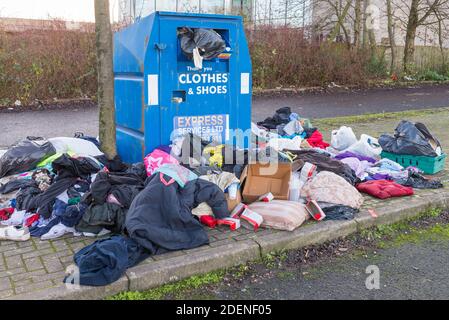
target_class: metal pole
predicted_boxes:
[133,0,136,20]
[303,0,306,28]
[255,0,258,29]
[284,0,288,27]
[269,0,272,25]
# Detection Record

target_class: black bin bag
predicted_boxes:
[179,27,226,60]
[0,137,56,178]
[379,120,441,157]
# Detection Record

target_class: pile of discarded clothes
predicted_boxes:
[254,110,444,208]
[0,134,248,286]
[0,110,444,287]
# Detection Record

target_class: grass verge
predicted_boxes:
[108,271,225,300]
[314,107,449,127]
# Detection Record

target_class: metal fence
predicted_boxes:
[119,0,312,28]
[252,0,312,28]
[119,0,241,22]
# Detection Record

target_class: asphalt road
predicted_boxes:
[194,239,449,300]
[1,84,448,148]
[253,83,449,120]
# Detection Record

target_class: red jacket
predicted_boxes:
[306,130,330,149]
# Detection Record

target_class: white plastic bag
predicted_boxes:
[267,136,302,151]
[192,47,203,69]
[48,137,103,157]
[330,126,357,151]
[345,134,382,159]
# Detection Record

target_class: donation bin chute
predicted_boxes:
[113,11,252,164]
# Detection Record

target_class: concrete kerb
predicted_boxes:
[355,193,449,231]
[125,240,260,292]
[251,220,358,256]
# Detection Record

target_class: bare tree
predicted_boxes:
[309,0,362,48]
[362,0,369,49]
[354,0,362,47]
[363,0,378,56]
[403,0,449,72]
[95,0,117,159]
[431,6,449,69]
[326,0,353,46]
[386,0,397,73]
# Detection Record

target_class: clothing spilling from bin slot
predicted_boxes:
[0,109,445,286]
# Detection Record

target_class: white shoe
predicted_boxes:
[82,228,111,238]
[40,223,77,241]
[0,225,30,241]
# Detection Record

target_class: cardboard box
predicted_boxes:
[226,190,242,212]
[241,163,292,203]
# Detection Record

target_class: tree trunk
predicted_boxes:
[368,28,377,57]
[284,0,289,27]
[434,9,446,68]
[362,0,369,49]
[354,0,362,48]
[386,0,396,74]
[403,0,419,73]
[341,23,352,49]
[95,0,117,159]
[365,0,377,57]
[327,0,352,42]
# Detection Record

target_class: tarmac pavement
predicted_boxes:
[201,238,449,300]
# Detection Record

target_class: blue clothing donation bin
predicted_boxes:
[113,11,252,164]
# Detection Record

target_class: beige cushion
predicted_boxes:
[248,200,309,231]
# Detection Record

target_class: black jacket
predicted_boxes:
[88,171,144,208]
[125,173,228,254]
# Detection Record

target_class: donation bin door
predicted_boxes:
[158,15,240,146]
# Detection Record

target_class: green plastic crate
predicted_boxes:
[381,151,446,175]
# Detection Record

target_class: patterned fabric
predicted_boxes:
[302,171,364,209]
[248,200,309,231]
[144,149,179,177]
[154,164,198,188]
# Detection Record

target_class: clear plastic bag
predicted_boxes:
[345,134,382,159]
